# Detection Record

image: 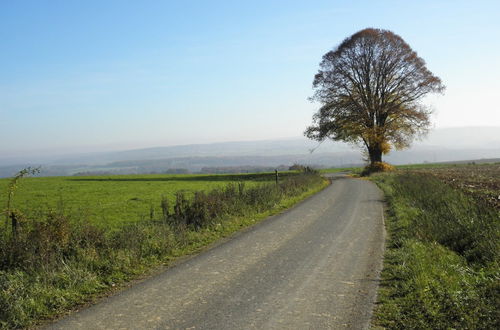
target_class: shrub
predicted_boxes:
[361,161,394,176]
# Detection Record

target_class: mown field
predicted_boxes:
[0,172,296,229]
[0,170,327,329]
[371,163,499,329]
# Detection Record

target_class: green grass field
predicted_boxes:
[0,172,295,229]
[319,167,359,174]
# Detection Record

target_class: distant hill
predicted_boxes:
[413,126,500,149]
[0,126,498,177]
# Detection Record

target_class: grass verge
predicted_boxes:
[0,173,328,329]
[371,172,499,329]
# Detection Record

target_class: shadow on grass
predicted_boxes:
[68,172,297,183]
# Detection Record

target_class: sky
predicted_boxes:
[1,0,499,157]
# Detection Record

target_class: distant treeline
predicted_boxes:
[199,165,290,174]
[73,165,295,176]
[73,168,191,176]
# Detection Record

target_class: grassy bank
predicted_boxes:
[0,172,327,329]
[371,171,499,329]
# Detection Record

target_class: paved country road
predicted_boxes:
[46,174,385,330]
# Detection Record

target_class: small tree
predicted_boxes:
[305,28,445,166]
[4,167,40,237]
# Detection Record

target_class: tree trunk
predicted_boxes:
[368,146,382,165]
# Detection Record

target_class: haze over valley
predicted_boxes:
[1,126,498,177]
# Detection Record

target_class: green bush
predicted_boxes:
[361,161,394,176]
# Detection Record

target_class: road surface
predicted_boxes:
[46,174,385,329]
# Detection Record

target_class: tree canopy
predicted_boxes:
[305,28,445,165]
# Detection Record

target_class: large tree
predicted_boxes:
[305,28,445,165]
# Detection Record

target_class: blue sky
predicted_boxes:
[1,0,499,156]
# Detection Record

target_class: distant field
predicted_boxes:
[0,172,295,229]
[319,167,359,174]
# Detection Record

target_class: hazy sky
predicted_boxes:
[1,0,499,156]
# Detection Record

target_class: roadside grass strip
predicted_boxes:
[371,172,499,329]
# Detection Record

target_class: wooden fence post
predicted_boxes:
[10,211,18,240]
